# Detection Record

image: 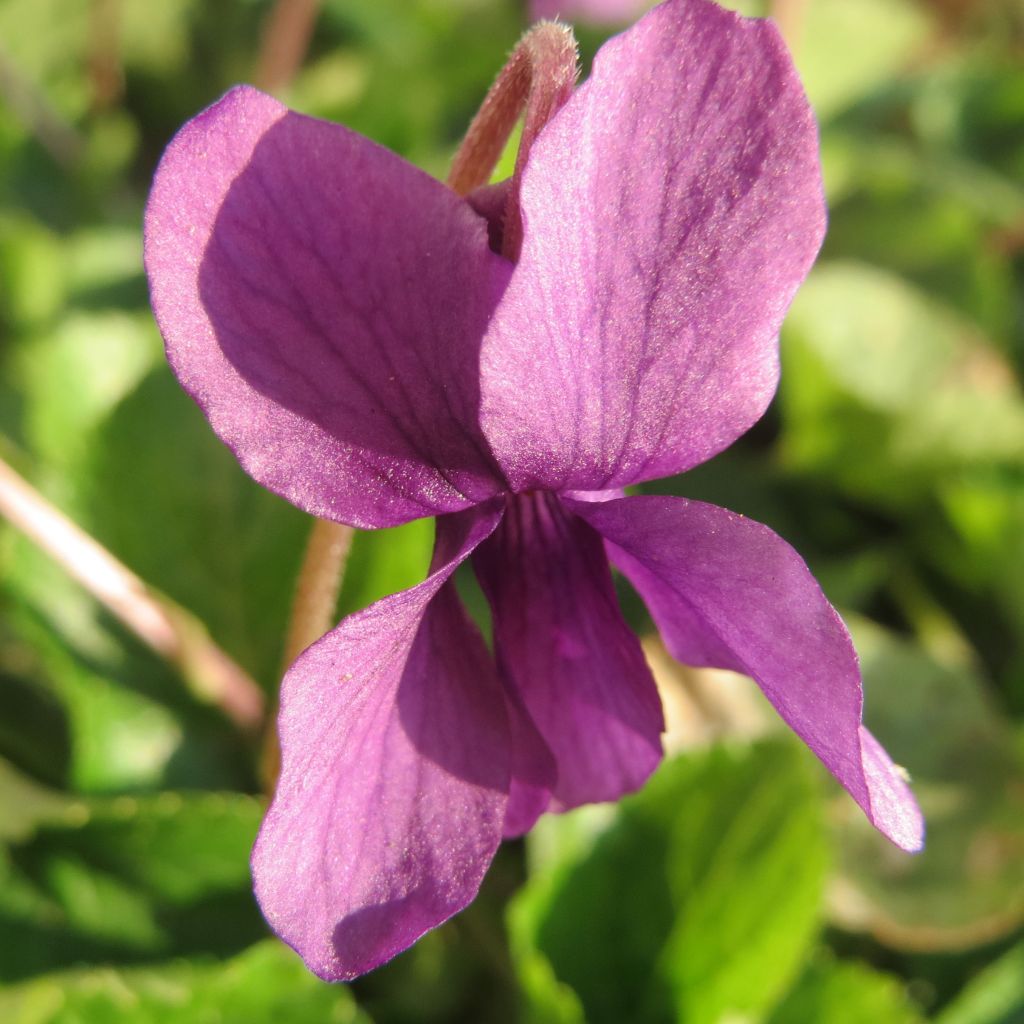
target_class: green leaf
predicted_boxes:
[0,767,266,980]
[2,594,186,793]
[510,740,829,1024]
[119,0,198,76]
[0,609,72,788]
[819,138,1021,335]
[937,942,1024,1024]
[0,939,372,1024]
[938,473,1024,710]
[63,225,149,308]
[0,563,254,793]
[336,517,433,620]
[0,216,66,329]
[781,263,1024,507]
[299,0,521,176]
[768,957,926,1024]
[76,367,308,685]
[829,619,1024,951]
[0,759,69,845]
[796,0,932,120]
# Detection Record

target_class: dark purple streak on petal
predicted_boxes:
[481,0,826,491]
[146,86,512,529]
[474,491,663,821]
[252,501,509,981]
[568,494,923,852]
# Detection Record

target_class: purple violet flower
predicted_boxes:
[145,0,923,982]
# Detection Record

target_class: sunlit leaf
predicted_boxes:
[76,368,308,684]
[937,942,1024,1024]
[796,0,931,120]
[768,956,926,1024]
[336,518,433,620]
[0,765,265,980]
[13,310,163,478]
[510,741,829,1024]
[781,263,1024,506]
[0,939,371,1024]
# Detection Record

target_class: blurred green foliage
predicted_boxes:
[0,0,1022,1020]
[510,741,828,1024]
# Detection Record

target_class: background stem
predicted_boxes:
[770,0,811,52]
[254,0,322,94]
[0,455,265,734]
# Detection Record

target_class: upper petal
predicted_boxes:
[252,501,508,980]
[473,492,664,825]
[567,495,923,853]
[145,85,512,529]
[481,0,825,491]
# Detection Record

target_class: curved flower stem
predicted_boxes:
[0,454,265,734]
[281,518,354,668]
[447,21,578,258]
[262,517,353,791]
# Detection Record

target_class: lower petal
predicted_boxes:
[473,492,664,815]
[252,503,508,980]
[501,684,558,838]
[567,494,924,853]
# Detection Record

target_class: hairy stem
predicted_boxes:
[0,455,265,733]
[263,518,353,790]
[447,21,578,259]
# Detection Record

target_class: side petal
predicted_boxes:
[473,492,664,818]
[252,502,507,980]
[146,86,511,529]
[566,495,923,852]
[482,0,825,491]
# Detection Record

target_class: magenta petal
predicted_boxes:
[474,492,664,815]
[567,495,923,852]
[481,0,826,492]
[501,684,558,838]
[145,85,512,529]
[252,502,508,980]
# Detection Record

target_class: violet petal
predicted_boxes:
[145,85,512,529]
[501,683,559,838]
[567,494,924,852]
[481,0,826,491]
[252,502,509,980]
[474,492,664,816]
